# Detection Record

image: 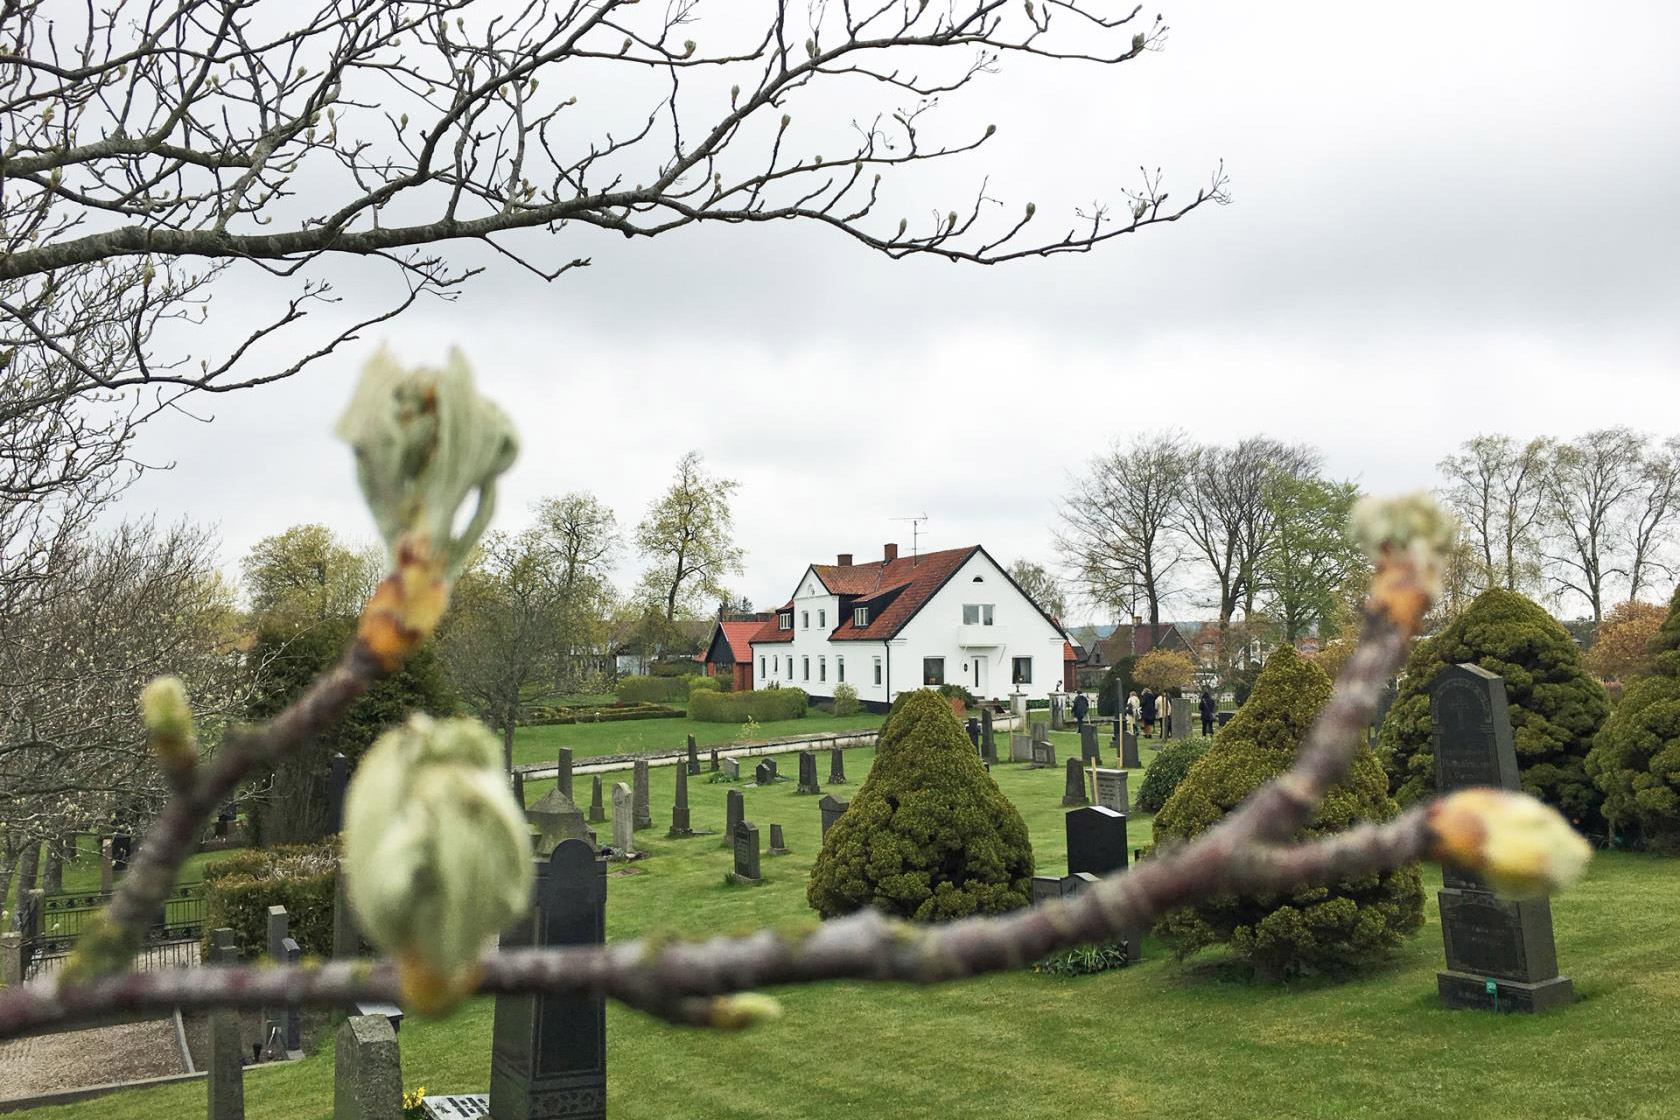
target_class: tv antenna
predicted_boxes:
[891,513,929,563]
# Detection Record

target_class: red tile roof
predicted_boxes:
[705,621,763,663]
[821,546,979,642]
[748,602,796,645]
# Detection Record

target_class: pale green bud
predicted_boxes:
[335,347,518,582]
[140,676,196,777]
[984,123,996,137]
[344,715,534,1006]
[1428,789,1591,899]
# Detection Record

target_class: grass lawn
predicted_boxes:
[511,710,884,765]
[5,836,238,914]
[26,728,1680,1120]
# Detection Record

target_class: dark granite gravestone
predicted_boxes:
[1029,735,1056,771]
[732,821,762,884]
[768,824,789,855]
[668,759,694,838]
[333,1014,402,1120]
[1079,724,1101,763]
[631,760,651,830]
[1430,663,1573,1013]
[710,747,720,772]
[828,747,847,784]
[981,708,997,763]
[1010,734,1033,763]
[328,752,350,834]
[1066,806,1128,878]
[1091,768,1129,813]
[755,759,776,786]
[207,928,244,1120]
[819,795,849,840]
[723,757,741,781]
[555,748,574,802]
[264,906,291,1058]
[1062,757,1090,806]
[110,831,133,872]
[588,776,605,824]
[1170,697,1192,740]
[281,938,302,1053]
[490,839,608,1120]
[1121,725,1142,768]
[966,718,981,752]
[511,771,526,812]
[1216,710,1235,728]
[796,751,821,795]
[725,789,744,847]
[687,735,700,775]
[1111,716,1124,748]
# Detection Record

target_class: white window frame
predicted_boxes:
[802,656,810,681]
[923,657,945,686]
[1012,656,1032,685]
[779,612,792,631]
[837,656,845,683]
[818,609,826,628]
[819,656,827,682]
[874,657,883,686]
[801,610,809,629]
[854,606,869,627]
[963,604,994,625]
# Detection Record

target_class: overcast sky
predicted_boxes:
[114,1,1680,621]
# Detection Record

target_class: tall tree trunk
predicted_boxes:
[42,839,65,894]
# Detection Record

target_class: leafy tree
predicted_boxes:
[530,492,621,688]
[1133,649,1195,695]
[635,451,744,627]
[1587,600,1667,684]
[240,525,381,627]
[1154,648,1423,978]
[1007,559,1069,621]
[1379,588,1609,829]
[1585,584,1680,847]
[808,690,1032,921]
[1253,475,1366,643]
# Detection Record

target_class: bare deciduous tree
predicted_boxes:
[1543,428,1645,622]
[1436,434,1552,597]
[1626,437,1680,603]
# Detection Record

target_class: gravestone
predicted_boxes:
[710,747,720,772]
[333,1015,402,1120]
[264,907,293,1059]
[1030,876,1065,907]
[281,938,302,1052]
[490,839,608,1120]
[981,708,997,763]
[1028,736,1056,771]
[588,776,605,824]
[1049,692,1066,731]
[526,782,589,856]
[796,751,821,795]
[731,821,762,884]
[631,760,651,830]
[1030,720,1049,743]
[1091,767,1129,813]
[725,789,745,846]
[1066,806,1128,878]
[1111,716,1124,748]
[1216,710,1235,728]
[422,1098,488,1119]
[687,735,700,775]
[755,759,776,786]
[768,824,789,856]
[511,771,526,812]
[328,752,350,834]
[0,933,22,990]
[1010,734,1032,763]
[555,747,574,802]
[1430,663,1573,1013]
[819,795,849,840]
[610,783,635,860]
[1062,757,1090,806]
[1121,727,1141,770]
[668,758,693,838]
[723,757,741,781]
[100,838,114,894]
[207,928,244,1120]
[1079,724,1101,763]
[828,747,847,784]
[966,718,981,751]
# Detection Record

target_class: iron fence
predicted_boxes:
[20,882,205,980]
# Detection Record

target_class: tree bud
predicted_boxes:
[140,676,196,779]
[1427,789,1592,899]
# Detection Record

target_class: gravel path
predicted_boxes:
[0,1017,185,1101]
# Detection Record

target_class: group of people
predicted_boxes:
[1065,685,1221,739]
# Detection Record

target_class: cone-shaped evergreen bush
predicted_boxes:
[1379,588,1609,828]
[1154,647,1423,979]
[807,689,1033,921]
[1586,584,1680,848]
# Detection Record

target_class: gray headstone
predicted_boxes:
[687,735,701,775]
[819,795,849,841]
[1010,734,1033,763]
[263,906,288,1051]
[1430,664,1573,1013]
[710,747,720,772]
[755,759,776,786]
[732,821,762,883]
[0,932,22,990]
[631,760,651,830]
[526,784,590,855]
[725,788,745,846]
[768,824,789,856]
[1031,720,1049,743]
[796,751,820,795]
[207,928,244,1120]
[281,938,302,1052]
[588,775,605,824]
[1030,875,1065,907]
[828,747,847,784]
[723,757,741,781]
[1049,693,1066,731]
[610,783,635,859]
[1079,724,1100,763]
[1091,767,1130,813]
[511,771,527,811]
[556,748,574,802]
[422,1097,488,1119]
[490,839,608,1120]
[1062,757,1090,806]
[1121,728,1141,770]
[669,760,693,838]
[981,708,996,762]
[1029,736,1056,770]
[1111,716,1124,747]
[333,1015,402,1120]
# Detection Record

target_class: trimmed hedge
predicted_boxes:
[203,843,337,960]
[1586,583,1680,848]
[689,687,808,724]
[518,702,681,727]
[808,689,1033,921]
[617,675,699,704]
[1154,647,1424,979]
[688,676,722,695]
[1134,736,1212,814]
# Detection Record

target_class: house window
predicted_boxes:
[787,656,794,676]
[818,609,826,628]
[819,657,827,682]
[854,606,869,627]
[760,656,766,677]
[802,656,810,681]
[874,657,883,686]
[802,610,809,629]
[837,656,845,682]
[923,657,945,686]
[962,604,995,625]
[779,612,792,631]
[1012,657,1033,685]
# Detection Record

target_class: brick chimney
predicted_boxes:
[837,553,853,567]
[883,543,899,563]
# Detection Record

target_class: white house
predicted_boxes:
[747,543,1073,711]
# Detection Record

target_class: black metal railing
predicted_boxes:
[20,882,205,979]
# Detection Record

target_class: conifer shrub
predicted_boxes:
[1134,736,1212,814]
[1154,647,1424,979]
[1586,584,1680,849]
[807,690,1033,921]
[1379,588,1609,828]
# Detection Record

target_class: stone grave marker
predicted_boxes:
[526,779,589,856]
[588,776,605,824]
[1062,758,1090,806]
[1079,723,1101,763]
[555,747,574,801]
[422,1097,488,1119]
[631,760,652,830]
[1170,697,1192,740]
[333,1014,402,1120]
[669,758,694,838]
[100,838,114,894]
[725,788,745,846]
[981,708,997,762]
[732,821,762,884]
[207,927,244,1120]
[1010,734,1032,763]
[264,906,292,1058]
[710,747,720,772]
[819,795,849,840]
[281,938,303,1053]
[490,838,608,1120]
[966,718,981,751]
[687,734,700,775]
[1430,663,1573,1013]
[1121,727,1141,770]
[1031,719,1049,742]
[1090,767,1129,813]
[1049,692,1066,731]
[828,747,847,784]
[1030,876,1065,907]
[111,831,132,871]
[1111,716,1124,748]
[1028,734,1056,771]
[610,783,635,860]
[768,823,789,855]
[0,932,22,990]
[755,758,776,786]
[1066,806,1128,878]
[723,757,741,781]
[796,751,821,795]
[333,867,362,959]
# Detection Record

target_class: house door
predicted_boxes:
[972,656,988,697]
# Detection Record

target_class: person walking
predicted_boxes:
[1199,687,1216,737]
[1072,690,1090,730]
[1140,689,1157,738]
[1126,691,1141,736]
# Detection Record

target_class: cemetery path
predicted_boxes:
[0,1016,185,1101]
